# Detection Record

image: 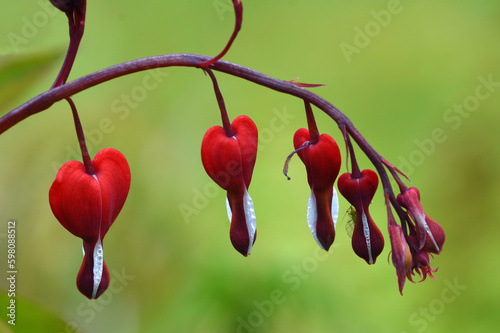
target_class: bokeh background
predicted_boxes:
[1,1,499,332]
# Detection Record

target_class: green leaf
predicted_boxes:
[0,49,62,113]
[0,292,73,333]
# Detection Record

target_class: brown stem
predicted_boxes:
[198,0,243,67]
[66,97,94,174]
[304,101,319,144]
[52,3,86,88]
[204,68,234,137]
[282,141,311,180]
[342,129,361,179]
[0,53,405,226]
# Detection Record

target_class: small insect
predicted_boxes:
[344,206,356,238]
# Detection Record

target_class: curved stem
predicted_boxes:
[0,54,351,133]
[343,130,361,179]
[304,101,319,144]
[52,2,86,88]
[197,0,243,67]
[0,53,403,225]
[204,68,234,137]
[66,97,94,175]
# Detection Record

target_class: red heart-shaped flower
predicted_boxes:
[292,128,341,251]
[201,115,258,256]
[338,170,384,264]
[49,148,131,298]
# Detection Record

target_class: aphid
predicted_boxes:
[344,206,356,238]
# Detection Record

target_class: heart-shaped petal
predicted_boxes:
[201,115,257,191]
[294,129,341,191]
[49,148,131,243]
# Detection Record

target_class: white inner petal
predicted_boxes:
[307,190,323,249]
[331,187,339,230]
[361,210,373,264]
[92,238,104,299]
[226,188,257,255]
[243,187,257,255]
[226,196,232,223]
[417,212,440,252]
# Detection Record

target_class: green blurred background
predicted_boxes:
[1,0,499,332]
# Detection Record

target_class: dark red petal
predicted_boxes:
[422,215,445,254]
[227,190,256,256]
[351,208,384,264]
[389,225,412,295]
[77,241,110,299]
[338,170,383,264]
[398,187,444,254]
[312,188,335,251]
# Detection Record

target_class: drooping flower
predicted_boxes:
[388,224,412,294]
[201,115,258,256]
[291,128,341,251]
[397,187,445,254]
[337,169,384,264]
[49,148,131,299]
[407,248,438,283]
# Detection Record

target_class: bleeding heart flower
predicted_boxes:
[201,115,258,256]
[292,128,341,251]
[337,169,384,264]
[397,187,444,254]
[388,224,412,295]
[49,148,131,299]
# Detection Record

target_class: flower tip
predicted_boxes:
[76,256,110,299]
[231,239,251,257]
[318,238,333,252]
